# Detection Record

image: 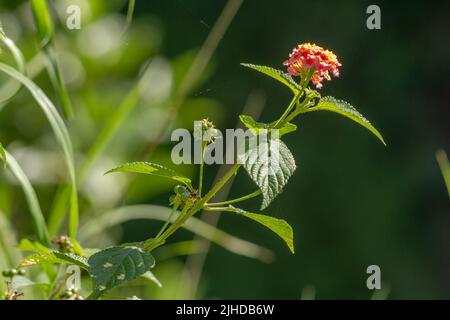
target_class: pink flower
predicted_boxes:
[283,43,341,89]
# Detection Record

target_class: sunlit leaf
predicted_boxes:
[242,139,296,209]
[0,142,6,168]
[239,114,297,137]
[31,0,73,118]
[30,0,54,47]
[241,63,301,94]
[17,239,50,254]
[436,150,450,198]
[306,96,386,145]
[106,161,193,190]
[19,251,89,270]
[0,25,26,108]
[225,206,294,253]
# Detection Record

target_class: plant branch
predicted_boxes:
[206,190,261,207]
[199,141,207,197]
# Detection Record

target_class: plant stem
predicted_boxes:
[203,206,234,212]
[144,79,307,252]
[153,204,178,241]
[271,94,300,129]
[206,190,261,207]
[146,164,241,251]
[198,141,207,197]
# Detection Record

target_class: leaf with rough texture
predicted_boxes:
[308,96,386,145]
[242,139,296,209]
[106,161,192,190]
[241,64,301,94]
[239,115,297,138]
[88,246,155,294]
[19,251,89,270]
[227,206,294,253]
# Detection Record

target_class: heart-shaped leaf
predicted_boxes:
[242,138,296,209]
[88,246,155,294]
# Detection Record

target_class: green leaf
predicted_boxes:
[242,139,296,209]
[2,150,51,246]
[31,0,73,118]
[0,26,26,108]
[0,142,6,168]
[436,150,450,198]
[11,276,50,291]
[17,239,50,254]
[226,206,294,253]
[43,46,74,119]
[30,0,54,47]
[0,63,79,238]
[307,96,386,145]
[241,63,301,94]
[19,251,89,270]
[88,246,155,294]
[141,271,162,288]
[106,161,193,190]
[239,114,297,137]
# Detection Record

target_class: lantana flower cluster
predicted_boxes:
[283,43,341,89]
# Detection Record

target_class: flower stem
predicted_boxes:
[271,93,300,129]
[199,141,207,197]
[204,206,235,212]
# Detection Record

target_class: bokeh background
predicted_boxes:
[0,0,449,299]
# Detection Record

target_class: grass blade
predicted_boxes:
[0,62,79,238]
[436,150,450,198]
[30,0,54,47]
[1,150,50,246]
[31,0,73,119]
[0,23,26,107]
[121,0,136,36]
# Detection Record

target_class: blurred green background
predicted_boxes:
[0,0,449,299]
